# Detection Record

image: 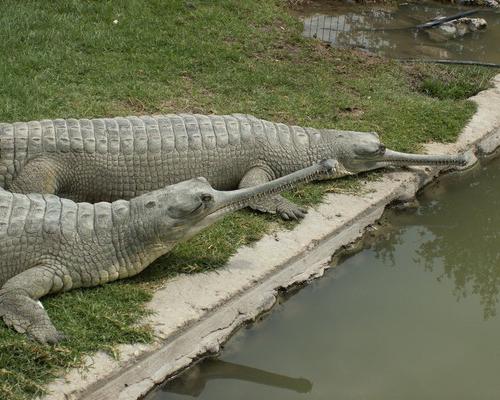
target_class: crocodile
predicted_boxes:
[0,160,337,344]
[0,114,466,220]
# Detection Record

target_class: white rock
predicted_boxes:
[438,17,487,38]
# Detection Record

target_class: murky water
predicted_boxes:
[146,156,500,400]
[301,1,500,63]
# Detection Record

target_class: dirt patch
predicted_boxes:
[404,62,494,100]
[339,106,365,118]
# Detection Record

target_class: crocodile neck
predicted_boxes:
[268,129,349,178]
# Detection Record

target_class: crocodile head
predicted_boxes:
[133,160,338,243]
[331,131,467,174]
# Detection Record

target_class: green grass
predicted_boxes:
[0,0,496,398]
[0,284,152,400]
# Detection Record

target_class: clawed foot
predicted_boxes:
[0,293,66,344]
[27,325,66,345]
[249,196,308,221]
[276,200,307,220]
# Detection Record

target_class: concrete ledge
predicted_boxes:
[41,74,500,400]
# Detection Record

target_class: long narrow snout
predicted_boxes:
[212,160,338,215]
[379,149,468,167]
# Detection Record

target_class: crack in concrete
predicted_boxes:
[200,318,239,340]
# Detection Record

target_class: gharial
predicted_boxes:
[0,160,337,344]
[0,114,466,220]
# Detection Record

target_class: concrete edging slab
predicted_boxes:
[41,74,500,400]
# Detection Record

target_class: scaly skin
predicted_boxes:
[0,160,338,343]
[0,114,467,219]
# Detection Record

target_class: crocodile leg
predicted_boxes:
[239,166,308,220]
[9,157,60,195]
[0,264,67,344]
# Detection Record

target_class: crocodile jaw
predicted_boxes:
[346,148,468,173]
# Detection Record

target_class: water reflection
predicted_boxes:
[372,160,500,319]
[302,1,500,63]
[304,12,397,53]
[160,359,312,397]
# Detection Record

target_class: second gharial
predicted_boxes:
[0,160,337,343]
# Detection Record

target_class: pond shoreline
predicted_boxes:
[40,75,500,400]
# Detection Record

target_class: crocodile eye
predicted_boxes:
[201,194,213,203]
[145,201,156,209]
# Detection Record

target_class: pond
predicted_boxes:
[146,155,500,400]
[300,1,500,64]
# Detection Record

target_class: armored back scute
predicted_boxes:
[0,121,53,188]
[0,123,16,188]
